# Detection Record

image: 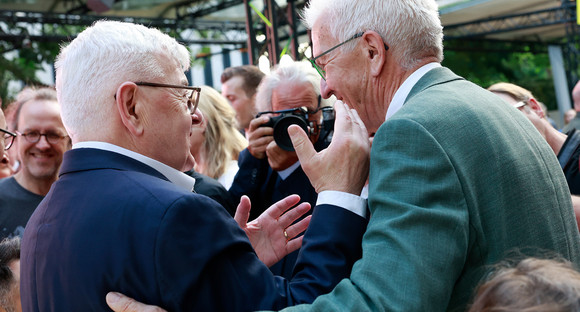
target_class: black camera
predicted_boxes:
[257,106,335,151]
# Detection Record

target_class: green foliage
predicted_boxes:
[443,44,557,110]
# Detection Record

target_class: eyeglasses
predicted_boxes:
[309,32,389,81]
[513,101,527,109]
[134,82,201,115]
[16,131,68,144]
[309,32,364,81]
[0,128,16,150]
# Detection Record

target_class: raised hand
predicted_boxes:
[234,195,311,267]
[288,100,370,195]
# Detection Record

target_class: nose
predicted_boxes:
[1,152,9,165]
[35,135,51,149]
[320,79,333,99]
[191,108,204,126]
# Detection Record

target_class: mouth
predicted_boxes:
[30,152,54,160]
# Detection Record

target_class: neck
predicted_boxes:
[368,58,439,133]
[193,148,207,175]
[14,172,55,196]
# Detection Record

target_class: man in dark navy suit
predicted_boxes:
[229,61,334,278]
[20,21,370,312]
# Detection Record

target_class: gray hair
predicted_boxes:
[302,0,443,70]
[255,61,333,112]
[55,20,191,138]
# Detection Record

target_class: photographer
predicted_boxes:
[229,61,334,278]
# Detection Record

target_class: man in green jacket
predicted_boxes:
[107,0,580,311]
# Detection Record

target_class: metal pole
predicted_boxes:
[287,0,299,60]
[243,0,258,65]
[264,0,280,65]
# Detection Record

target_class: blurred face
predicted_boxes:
[137,59,198,172]
[15,100,69,184]
[266,82,321,170]
[222,76,255,130]
[189,110,206,163]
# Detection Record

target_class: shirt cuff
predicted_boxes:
[316,191,368,218]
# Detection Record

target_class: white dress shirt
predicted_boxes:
[73,141,196,192]
[316,62,442,218]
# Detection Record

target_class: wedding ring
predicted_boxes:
[283,230,289,240]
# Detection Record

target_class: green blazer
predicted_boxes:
[283,67,580,311]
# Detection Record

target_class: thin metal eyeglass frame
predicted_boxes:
[16,131,67,144]
[308,32,365,80]
[0,128,16,150]
[134,82,202,115]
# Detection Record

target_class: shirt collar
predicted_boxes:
[278,161,300,180]
[73,141,196,192]
[385,62,441,120]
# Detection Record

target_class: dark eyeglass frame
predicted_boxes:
[16,131,68,145]
[255,95,324,118]
[0,128,16,150]
[134,82,201,115]
[308,31,389,81]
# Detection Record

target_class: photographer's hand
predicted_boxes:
[288,101,370,195]
[265,140,299,171]
[247,116,274,159]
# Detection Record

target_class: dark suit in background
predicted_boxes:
[184,169,236,215]
[21,148,367,312]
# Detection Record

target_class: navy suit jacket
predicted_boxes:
[21,148,367,312]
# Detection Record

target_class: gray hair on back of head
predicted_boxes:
[302,0,443,70]
[55,20,191,138]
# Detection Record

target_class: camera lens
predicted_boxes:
[272,115,309,151]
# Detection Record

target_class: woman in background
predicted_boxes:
[190,86,247,189]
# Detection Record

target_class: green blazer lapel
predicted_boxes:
[405,67,464,104]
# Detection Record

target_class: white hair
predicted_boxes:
[255,60,333,112]
[55,20,191,138]
[302,0,443,69]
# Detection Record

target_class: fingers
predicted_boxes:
[288,125,317,165]
[234,196,251,227]
[285,235,304,254]
[276,202,311,229]
[284,214,311,239]
[106,292,167,312]
[264,194,301,219]
[248,116,271,132]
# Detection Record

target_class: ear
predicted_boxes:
[115,82,144,136]
[528,98,545,118]
[362,31,387,77]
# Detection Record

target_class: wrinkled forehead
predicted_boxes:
[311,22,336,57]
[272,83,318,111]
